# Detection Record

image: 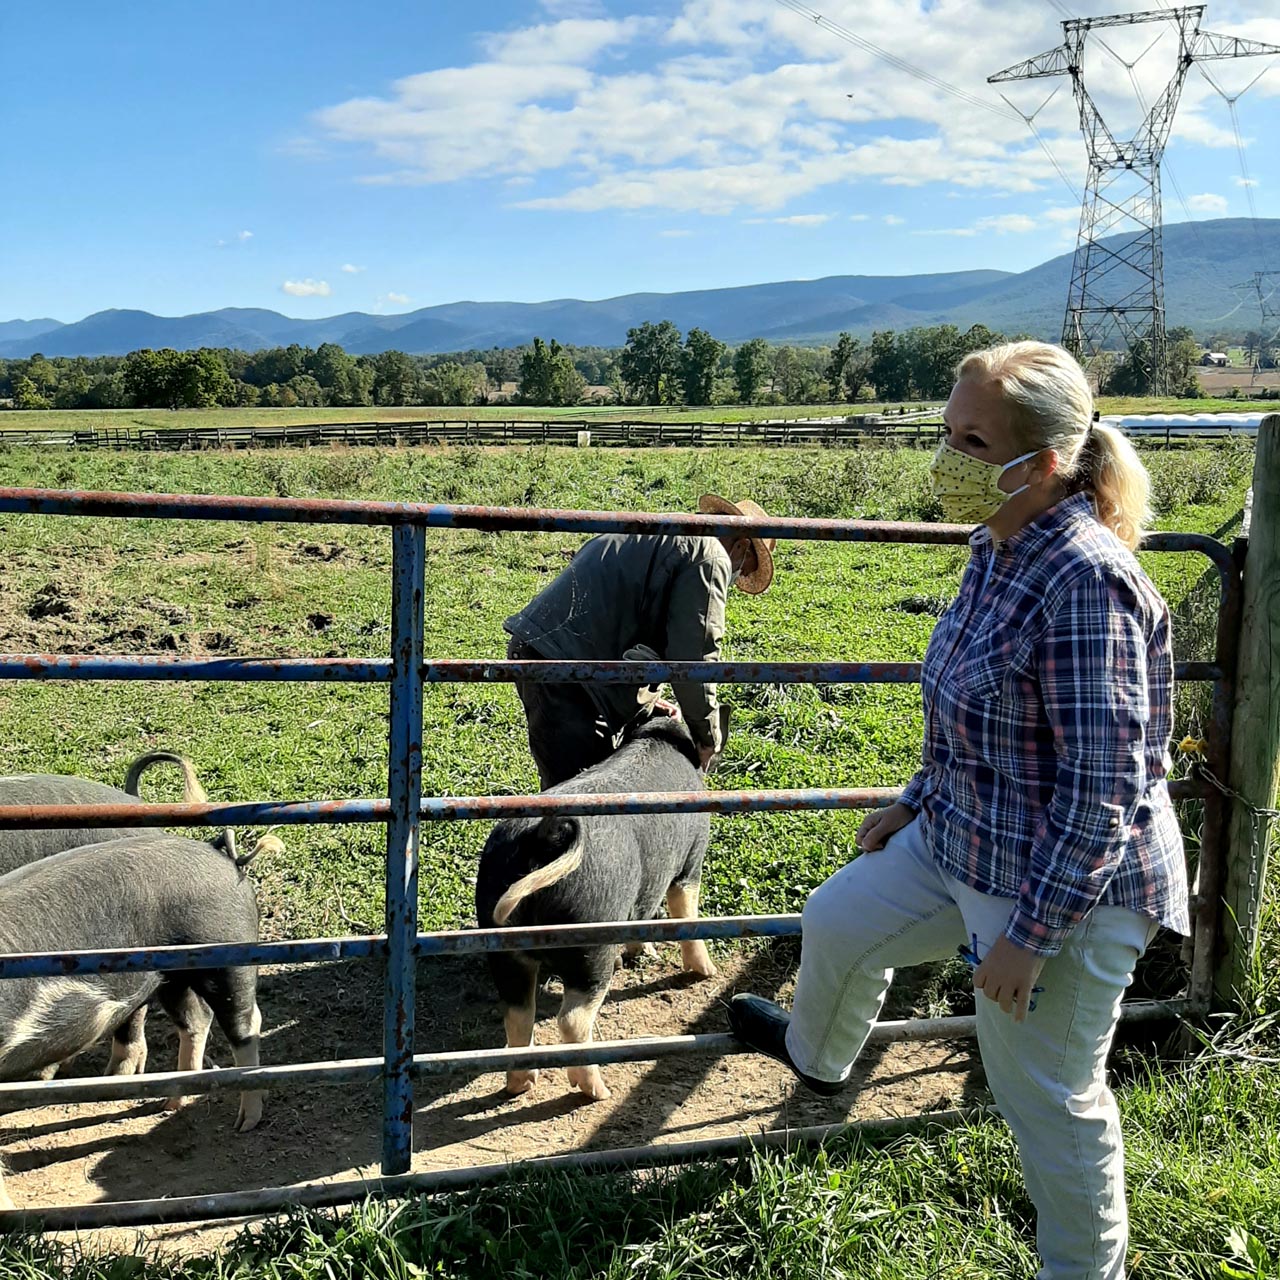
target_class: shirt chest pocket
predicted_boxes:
[953,631,1034,702]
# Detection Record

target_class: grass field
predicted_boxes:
[0,441,1274,1277]
[0,394,1275,437]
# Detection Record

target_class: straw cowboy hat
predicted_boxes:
[697,494,776,595]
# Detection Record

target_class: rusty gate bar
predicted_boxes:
[0,775,1208,837]
[0,486,1241,1226]
[0,656,1226,684]
[0,1001,1187,1113]
[4,1109,984,1233]
[0,486,1237,556]
[0,915,805,981]
[383,525,426,1173]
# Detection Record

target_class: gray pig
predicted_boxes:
[0,751,213,876]
[0,751,223,1076]
[0,834,266,1210]
[475,716,716,1102]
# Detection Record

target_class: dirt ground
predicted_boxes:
[1196,366,1280,395]
[0,943,984,1256]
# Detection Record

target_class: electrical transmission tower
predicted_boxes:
[990,7,1280,393]
[1246,271,1280,370]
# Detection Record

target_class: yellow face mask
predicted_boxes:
[927,441,1040,525]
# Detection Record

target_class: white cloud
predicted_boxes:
[1188,192,1228,214]
[849,213,870,221]
[215,229,254,248]
[238,230,253,241]
[883,214,904,226]
[976,213,1036,233]
[1042,205,1081,224]
[379,292,412,306]
[745,212,831,226]
[310,1,1280,217]
[914,210,1041,236]
[659,228,693,237]
[482,16,649,65]
[1234,176,1259,188]
[281,278,332,297]
[341,263,365,273]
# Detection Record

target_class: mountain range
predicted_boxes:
[3,218,1274,359]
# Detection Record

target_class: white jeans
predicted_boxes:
[786,815,1156,1280]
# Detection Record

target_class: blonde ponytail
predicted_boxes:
[1074,421,1150,550]
[956,341,1152,550]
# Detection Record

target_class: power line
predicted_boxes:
[773,0,1082,200]
[773,0,1020,121]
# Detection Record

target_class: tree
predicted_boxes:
[371,351,423,406]
[244,344,307,388]
[122,348,185,408]
[308,343,371,406]
[423,361,486,406]
[868,330,911,401]
[1101,340,1153,396]
[52,362,92,409]
[12,375,50,410]
[177,350,236,407]
[518,338,585,406]
[83,372,129,409]
[284,373,324,407]
[680,328,726,405]
[24,355,58,396]
[897,325,965,399]
[733,339,771,404]
[825,333,858,401]
[620,320,682,404]
[771,345,820,403]
[1166,331,1204,398]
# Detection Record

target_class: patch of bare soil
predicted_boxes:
[1196,366,1280,395]
[1,944,984,1257]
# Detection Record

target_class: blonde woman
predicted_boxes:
[730,341,1186,1280]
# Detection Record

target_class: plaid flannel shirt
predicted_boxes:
[899,492,1188,956]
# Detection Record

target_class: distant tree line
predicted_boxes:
[2,320,1261,412]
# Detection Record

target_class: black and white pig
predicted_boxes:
[475,716,717,1102]
[0,751,224,1077]
[0,834,268,1210]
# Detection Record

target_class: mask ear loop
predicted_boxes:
[998,448,1042,502]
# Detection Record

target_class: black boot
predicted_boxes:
[727,993,846,1097]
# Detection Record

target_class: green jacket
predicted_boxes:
[504,533,731,751]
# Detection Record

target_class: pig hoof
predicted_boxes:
[623,942,659,962]
[0,1190,15,1212]
[566,1067,610,1100]
[163,1095,191,1112]
[504,1069,539,1095]
[235,1095,264,1133]
[687,957,718,978]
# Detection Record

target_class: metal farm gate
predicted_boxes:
[0,487,1244,1229]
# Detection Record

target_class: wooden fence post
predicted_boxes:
[1215,412,1280,1003]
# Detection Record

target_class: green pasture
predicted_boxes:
[0,440,1273,1278]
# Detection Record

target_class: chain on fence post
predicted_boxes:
[383,523,426,1173]
[1215,413,1280,1005]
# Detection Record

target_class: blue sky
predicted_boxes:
[3,0,1277,322]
